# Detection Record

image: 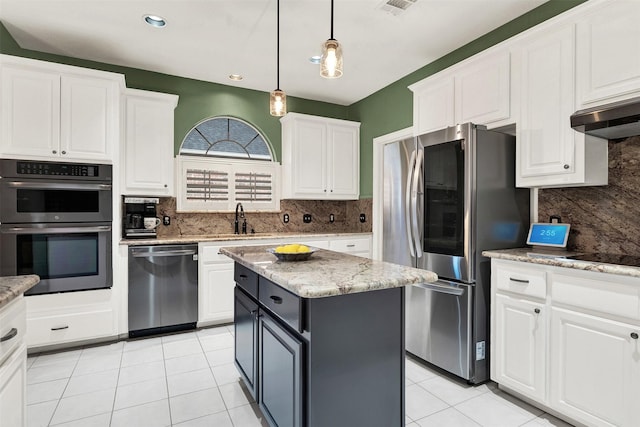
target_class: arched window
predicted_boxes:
[180,116,274,160]
[176,117,280,212]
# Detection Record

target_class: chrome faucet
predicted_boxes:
[234,202,245,234]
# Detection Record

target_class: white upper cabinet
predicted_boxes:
[575,0,640,108]
[515,23,607,188]
[410,49,511,135]
[454,51,511,127]
[280,112,360,200]
[410,74,454,135]
[0,55,123,162]
[123,88,178,196]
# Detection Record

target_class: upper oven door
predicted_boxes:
[0,222,112,295]
[0,179,113,223]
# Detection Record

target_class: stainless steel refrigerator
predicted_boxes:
[383,123,529,383]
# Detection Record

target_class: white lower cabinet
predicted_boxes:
[0,296,27,427]
[493,294,546,402]
[550,307,640,427]
[491,259,640,427]
[0,344,26,427]
[26,290,116,349]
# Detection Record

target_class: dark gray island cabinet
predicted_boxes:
[220,245,438,427]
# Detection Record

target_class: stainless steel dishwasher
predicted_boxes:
[128,244,198,338]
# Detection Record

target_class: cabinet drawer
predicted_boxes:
[26,309,114,348]
[235,263,258,298]
[329,237,371,253]
[495,263,546,299]
[551,273,640,321]
[259,277,303,332]
[0,297,26,365]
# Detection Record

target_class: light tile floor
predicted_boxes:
[26,325,574,427]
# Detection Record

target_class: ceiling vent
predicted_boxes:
[379,0,417,15]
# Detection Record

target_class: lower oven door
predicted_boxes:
[405,279,473,380]
[0,222,112,295]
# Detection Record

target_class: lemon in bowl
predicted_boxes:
[269,244,316,261]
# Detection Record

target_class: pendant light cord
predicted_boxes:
[276,0,280,90]
[330,0,334,40]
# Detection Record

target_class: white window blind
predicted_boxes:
[177,158,280,212]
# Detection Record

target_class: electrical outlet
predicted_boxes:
[163,215,170,226]
[329,214,335,223]
[283,213,289,223]
[303,214,312,223]
[359,213,366,223]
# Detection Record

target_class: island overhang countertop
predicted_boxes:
[219,244,438,298]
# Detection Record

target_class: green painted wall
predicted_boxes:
[0,0,586,197]
[0,23,350,162]
[350,0,588,198]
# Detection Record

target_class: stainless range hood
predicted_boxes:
[571,95,640,140]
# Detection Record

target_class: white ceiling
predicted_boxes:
[0,0,547,106]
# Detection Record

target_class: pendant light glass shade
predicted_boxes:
[269,0,286,117]
[270,89,287,117]
[320,39,343,79]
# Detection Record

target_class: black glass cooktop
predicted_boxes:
[567,253,640,267]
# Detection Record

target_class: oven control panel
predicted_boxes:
[16,161,99,177]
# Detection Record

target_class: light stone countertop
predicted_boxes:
[0,275,39,309]
[220,244,438,298]
[120,232,372,246]
[483,248,640,278]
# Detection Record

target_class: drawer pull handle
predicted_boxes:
[0,328,17,342]
[509,277,529,284]
[346,244,355,248]
[239,274,248,280]
[270,296,283,304]
[51,325,69,331]
[534,308,541,314]
[632,332,639,340]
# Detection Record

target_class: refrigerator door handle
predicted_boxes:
[405,149,417,258]
[411,148,424,257]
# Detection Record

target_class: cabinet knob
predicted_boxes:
[61,150,66,155]
[563,164,570,169]
[52,150,57,154]
[270,295,283,304]
[534,308,541,314]
[324,189,327,192]
[164,184,168,188]
[631,332,639,340]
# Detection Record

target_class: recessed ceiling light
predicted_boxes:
[309,55,322,65]
[143,14,166,28]
[229,74,244,81]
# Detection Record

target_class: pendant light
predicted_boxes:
[320,0,343,79]
[270,0,287,116]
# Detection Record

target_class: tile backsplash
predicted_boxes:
[156,198,372,238]
[538,136,640,254]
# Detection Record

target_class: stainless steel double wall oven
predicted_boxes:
[0,159,113,295]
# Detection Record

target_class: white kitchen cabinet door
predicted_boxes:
[516,24,607,188]
[123,89,178,196]
[576,0,640,107]
[493,294,546,402]
[410,74,455,135]
[0,344,27,427]
[455,51,511,127]
[199,262,235,325]
[281,113,359,200]
[60,74,119,161]
[0,64,61,158]
[550,307,640,427]
[327,123,359,199]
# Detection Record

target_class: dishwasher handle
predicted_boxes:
[131,249,198,258]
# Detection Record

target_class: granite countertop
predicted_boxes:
[121,232,372,246]
[483,248,640,278]
[220,244,438,298]
[0,275,39,309]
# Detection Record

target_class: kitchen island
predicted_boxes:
[220,245,437,427]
